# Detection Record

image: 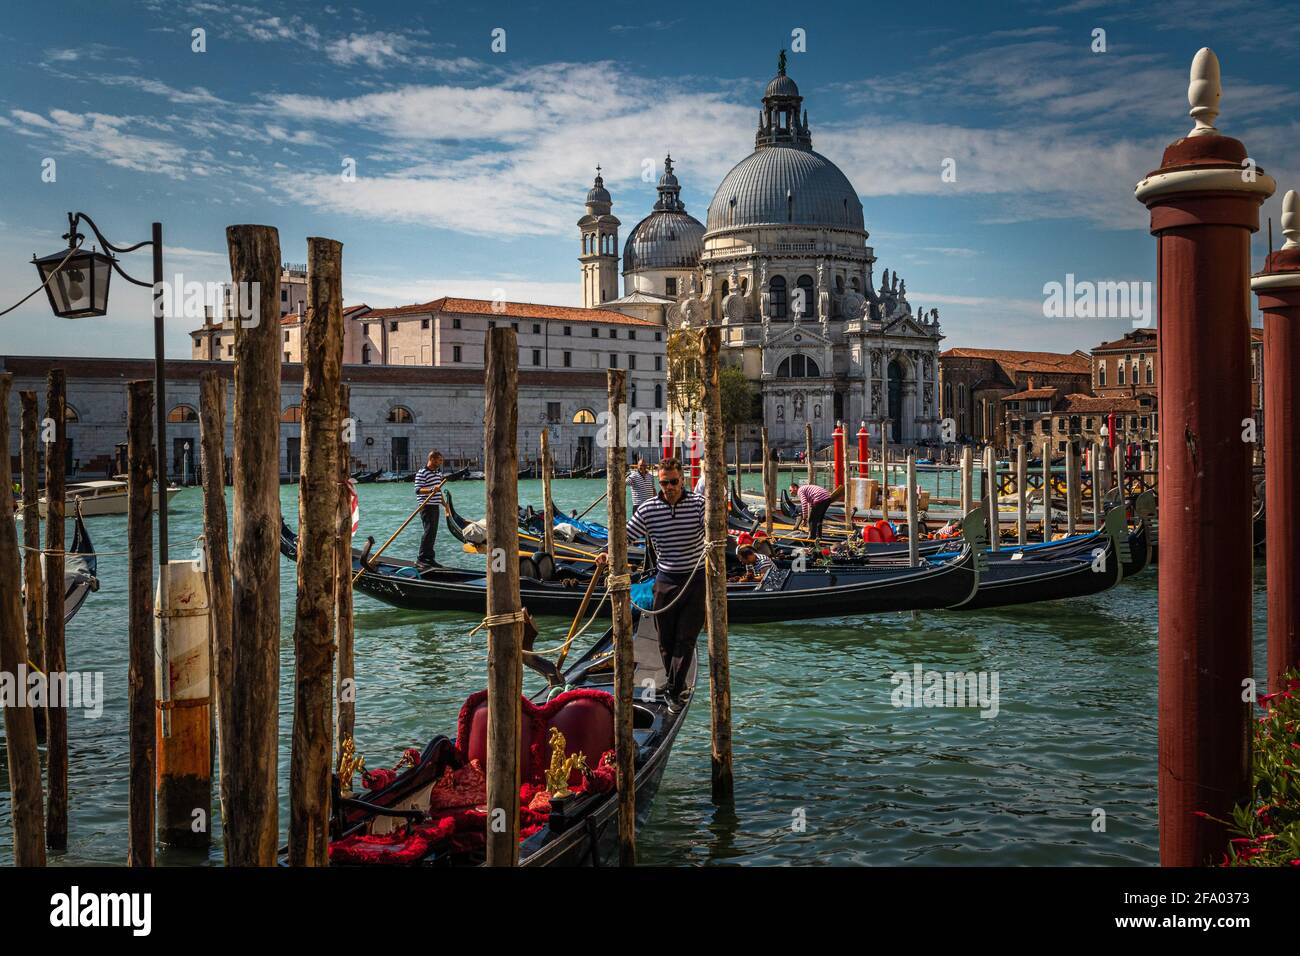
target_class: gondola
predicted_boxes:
[20,508,100,625]
[445,491,645,564]
[351,469,382,484]
[317,612,695,867]
[943,506,1126,612]
[298,508,983,621]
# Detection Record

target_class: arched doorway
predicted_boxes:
[888,359,904,441]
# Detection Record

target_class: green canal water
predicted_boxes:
[0,475,1271,866]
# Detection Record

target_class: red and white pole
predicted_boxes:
[857,422,869,477]
[1135,48,1274,866]
[689,428,701,486]
[1252,188,1300,691]
[832,421,845,488]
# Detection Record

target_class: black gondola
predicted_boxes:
[317,612,695,867]
[20,508,99,625]
[445,491,644,564]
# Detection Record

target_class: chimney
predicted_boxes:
[1027,376,1035,390]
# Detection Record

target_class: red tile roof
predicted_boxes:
[364,297,657,327]
[941,348,1090,373]
[1003,387,1059,401]
[1093,330,1157,352]
[1060,393,1154,413]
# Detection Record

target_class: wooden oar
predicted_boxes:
[353,485,439,584]
[574,490,608,522]
[555,564,605,674]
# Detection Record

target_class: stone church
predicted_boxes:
[580,53,944,449]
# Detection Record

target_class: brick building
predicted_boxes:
[938,348,1091,448]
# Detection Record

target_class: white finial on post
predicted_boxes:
[1283,189,1299,249]
[1188,47,1221,137]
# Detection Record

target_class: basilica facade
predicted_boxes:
[580,54,943,449]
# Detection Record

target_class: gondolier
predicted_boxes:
[599,457,704,712]
[625,456,655,510]
[791,480,842,541]
[414,449,445,568]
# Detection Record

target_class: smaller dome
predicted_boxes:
[585,166,611,206]
[765,72,800,99]
[623,211,705,274]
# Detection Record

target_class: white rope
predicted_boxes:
[628,538,727,616]
[0,246,77,318]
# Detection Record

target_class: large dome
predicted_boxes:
[623,210,705,273]
[705,147,865,233]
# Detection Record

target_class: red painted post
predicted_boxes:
[689,428,700,485]
[661,428,674,462]
[1135,48,1274,866]
[1252,188,1300,690]
[832,421,845,489]
[857,422,869,478]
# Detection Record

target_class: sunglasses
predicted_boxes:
[659,477,680,487]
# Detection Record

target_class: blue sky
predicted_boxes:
[1,0,1297,359]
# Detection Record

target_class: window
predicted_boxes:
[628,354,637,370]
[167,405,198,424]
[452,317,462,329]
[511,322,519,331]
[769,276,787,319]
[665,277,677,297]
[608,328,617,339]
[453,345,462,363]
[1146,363,1153,385]
[630,384,638,407]
[627,329,635,340]
[489,320,496,328]
[775,354,821,377]
[281,405,303,423]
[573,408,597,424]
[563,351,571,368]
[421,318,430,329]
[796,275,814,318]
[654,356,662,372]
[1098,364,1106,386]
[609,353,618,368]
[654,332,662,342]
[281,289,288,303]
[226,345,233,357]
[546,402,561,423]
[532,349,541,366]
[563,326,572,336]
[362,344,371,365]
[284,331,290,342]
[591,328,599,338]
[532,323,541,334]
[285,352,292,363]
[654,384,663,409]
[389,321,398,332]
[1118,363,1126,385]
[387,406,414,424]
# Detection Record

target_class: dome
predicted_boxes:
[764,72,800,99]
[705,147,864,233]
[623,210,705,273]
[586,182,611,205]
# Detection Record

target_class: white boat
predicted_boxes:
[34,478,180,518]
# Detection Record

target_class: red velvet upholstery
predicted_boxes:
[547,697,615,788]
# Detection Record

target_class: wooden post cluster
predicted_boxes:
[45,368,68,851]
[198,371,234,846]
[605,370,636,865]
[289,236,345,866]
[984,446,999,552]
[700,327,734,802]
[226,224,283,866]
[0,373,46,865]
[484,327,523,865]
[905,453,919,567]
[126,380,157,865]
[762,427,776,539]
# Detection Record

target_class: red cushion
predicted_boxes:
[547,698,615,788]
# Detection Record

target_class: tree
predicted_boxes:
[719,365,759,431]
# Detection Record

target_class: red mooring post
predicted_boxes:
[857,422,869,478]
[1135,48,1275,866]
[1252,189,1300,690]
[832,421,845,489]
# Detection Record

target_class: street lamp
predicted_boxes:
[33,212,172,709]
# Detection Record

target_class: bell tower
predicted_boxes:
[578,166,620,306]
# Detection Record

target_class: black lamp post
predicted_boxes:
[33,212,170,570]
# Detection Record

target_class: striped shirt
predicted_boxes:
[414,467,444,507]
[795,483,831,521]
[626,469,656,510]
[626,491,705,575]
[693,475,707,496]
[744,552,775,579]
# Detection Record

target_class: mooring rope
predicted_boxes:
[627,537,727,616]
[467,608,530,636]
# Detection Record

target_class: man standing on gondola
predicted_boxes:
[598,457,704,713]
[626,455,655,510]
[414,449,445,569]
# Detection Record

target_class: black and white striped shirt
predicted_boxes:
[414,467,444,507]
[750,552,775,578]
[625,469,656,510]
[626,491,705,575]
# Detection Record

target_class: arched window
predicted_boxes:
[795,275,814,318]
[573,408,597,424]
[719,280,729,299]
[850,277,861,293]
[769,276,787,319]
[776,354,821,378]
[387,406,414,424]
[1145,362,1153,385]
[64,405,79,423]
[281,405,302,423]
[944,383,952,413]
[835,276,845,294]
[168,404,199,423]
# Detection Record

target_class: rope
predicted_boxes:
[467,608,529,636]
[18,543,124,557]
[0,246,77,318]
[627,537,727,616]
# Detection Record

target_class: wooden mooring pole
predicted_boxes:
[1041,436,1051,539]
[701,326,734,801]
[1134,48,1269,864]
[1091,441,1103,530]
[19,391,45,743]
[0,373,46,865]
[960,445,973,517]
[983,446,1000,552]
[1016,442,1028,546]
[336,383,356,756]
[605,369,636,865]
[44,367,68,851]
[540,428,555,557]
[289,236,345,866]
[126,381,157,864]
[804,422,814,486]
[226,224,282,866]
[484,327,523,865]
[1066,438,1078,537]
[199,371,234,845]
[905,453,919,566]
[762,427,775,539]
